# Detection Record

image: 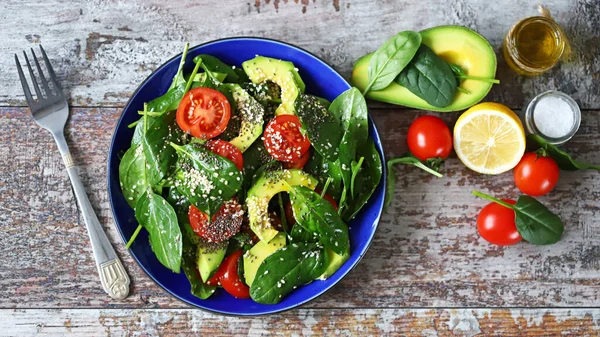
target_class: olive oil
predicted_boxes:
[503,9,567,76]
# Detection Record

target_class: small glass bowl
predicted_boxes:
[525,90,581,145]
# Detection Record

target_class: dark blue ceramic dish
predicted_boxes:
[107,37,386,316]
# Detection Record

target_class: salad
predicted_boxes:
[119,44,382,304]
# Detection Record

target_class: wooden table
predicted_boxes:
[2,1,600,336]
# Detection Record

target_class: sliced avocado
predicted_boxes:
[196,241,227,282]
[243,232,287,286]
[242,56,305,116]
[318,248,349,280]
[246,169,318,242]
[351,25,497,112]
[224,84,265,152]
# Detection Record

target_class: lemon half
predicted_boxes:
[453,102,526,175]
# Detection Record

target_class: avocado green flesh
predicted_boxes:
[196,242,227,282]
[242,56,305,115]
[318,248,350,280]
[351,25,497,112]
[226,84,265,152]
[243,232,287,286]
[246,169,318,242]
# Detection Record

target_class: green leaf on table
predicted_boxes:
[172,143,243,217]
[119,145,148,208]
[396,44,457,108]
[342,140,382,221]
[250,242,327,304]
[141,111,183,188]
[363,31,422,93]
[528,134,600,172]
[135,191,182,273]
[296,94,343,162]
[385,153,443,209]
[288,186,349,255]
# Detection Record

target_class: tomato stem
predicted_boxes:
[125,225,143,249]
[472,190,516,210]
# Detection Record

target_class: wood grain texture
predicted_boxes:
[1,106,599,310]
[2,308,600,337]
[2,0,600,108]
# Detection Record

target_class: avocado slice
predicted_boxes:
[318,248,349,280]
[196,241,227,282]
[242,56,305,116]
[243,232,287,286]
[246,169,317,242]
[224,84,265,152]
[351,25,497,112]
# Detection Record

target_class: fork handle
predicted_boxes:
[52,132,130,300]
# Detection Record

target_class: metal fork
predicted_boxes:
[16,45,130,300]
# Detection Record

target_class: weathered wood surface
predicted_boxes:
[2,0,600,108]
[3,309,600,337]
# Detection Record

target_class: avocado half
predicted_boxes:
[351,25,497,112]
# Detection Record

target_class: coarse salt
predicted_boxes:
[533,95,575,138]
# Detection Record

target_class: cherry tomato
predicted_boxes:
[476,199,522,246]
[285,189,337,226]
[206,250,250,299]
[513,152,559,196]
[263,115,310,162]
[407,115,452,161]
[283,148,310,169]
[206,139,244,171]
[188,198,243,243]
[176,87,231,139]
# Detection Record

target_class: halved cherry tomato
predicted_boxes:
[513,152,559,197]
[476,199,522,246]
[283,148,310,169]
[285,189,338,226]
[206,250,250,299]
[206,139,244,171]
[407,115,453,161]
[263,115,310,162]
[176,87,230,139]
[188,198,243,243]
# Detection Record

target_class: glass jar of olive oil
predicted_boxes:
[503,6,568,76]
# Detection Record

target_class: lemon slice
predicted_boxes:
[454,102,526,174]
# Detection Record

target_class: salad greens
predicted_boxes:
[529,134,600,172]
[118,45,382,304]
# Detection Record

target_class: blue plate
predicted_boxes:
[107,37,386,316]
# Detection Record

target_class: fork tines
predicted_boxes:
[15,45,63,107]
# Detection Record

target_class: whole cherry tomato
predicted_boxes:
[476,199,522,246]
[407,115,453,161]
[513,152,559,196]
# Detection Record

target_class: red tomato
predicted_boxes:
[285,189,338,226]
[283,148,310,169]
[407,115,453,161]
[263,115,310,162]
[188,198,243,243]
[476,199,522,246]
[207,250,250,299]
[176,87,231,139]
[513,152,559,196]
[206,139,244,171]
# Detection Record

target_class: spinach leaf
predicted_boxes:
[304,151,344,201]
[119,145,148,208]
[528,134,600,171]
[288,186,349,255]
[364,31,422,94]
[141,111,182,187]
[450,63,500,84]
[288,223,318,243]
[329,87,368,146]
[385,153,443,209]
[165,187,191,225]
[169,43,189,90]
[147,84,186,114]
[135,191,182,273]
[342,140,383,221]
[193,54,239,83]
[180,220,216,299]
[472,191,564,245]
[396,45,457,108]
[296,94,343,162]
[171,143,243,217]
[350,157,364,198]
[250,242,327,304]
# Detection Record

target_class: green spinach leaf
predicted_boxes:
[529,134,600,171]
[141,111,182,187]
[288,223,319,243]
[119,145,148,208]
[329,87,368,146]
[449,63,500,84]
[350,157,364,198]
[296,94,343,162]
[193,54,239,83]
[165,187,191,224]
[288,186,349,255]
[169,43,189,90]
[134,191,182,273]
[172,143,243,217]
[250,242,327,304]
[364,31,422,93]
[304,151,344,201]
[396,45,457,108]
